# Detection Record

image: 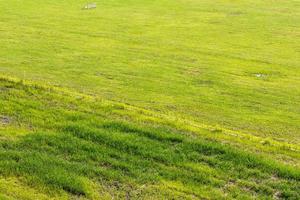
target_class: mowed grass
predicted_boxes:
[0,0,300,199]
[0,0,299,143]
[0,78,299,199]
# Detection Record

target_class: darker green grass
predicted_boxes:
[0,79,299,199]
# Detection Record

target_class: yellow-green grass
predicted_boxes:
[1,0,299,144]
[0,0,300,199]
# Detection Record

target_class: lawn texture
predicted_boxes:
[0,0,300,199]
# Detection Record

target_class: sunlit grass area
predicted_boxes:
[0,0,299,199]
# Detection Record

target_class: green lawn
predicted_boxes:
[0,0,299,199]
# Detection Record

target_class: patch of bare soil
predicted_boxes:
[0,115,11,125]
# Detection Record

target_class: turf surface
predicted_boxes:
[0,77,299,199]
[0,0,299,199]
